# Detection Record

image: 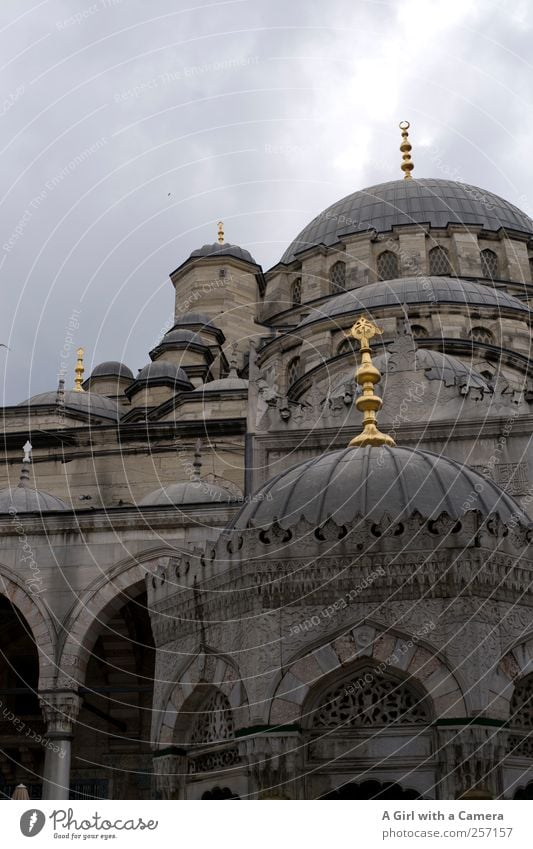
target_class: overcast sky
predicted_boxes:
[0,0,532,404]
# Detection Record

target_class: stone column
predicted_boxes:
[39,690,80,800]
[240,733,303,799]
[437,724,508,800]
[152,752,188,799]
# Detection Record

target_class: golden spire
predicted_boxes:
[399,120,414,180]
[347,317,395,448]
[74,347,85,391]
[217,220,224,244]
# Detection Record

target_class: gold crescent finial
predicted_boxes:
[347,317,395,448]
[74,347,85,392]
[399,120,414,180]
[217,220,224,244]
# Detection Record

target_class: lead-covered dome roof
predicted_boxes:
[90,361,134,380]
[139,480,234,506]
[298,276,528,326]
[232,445,527,529]
[189,242,257,264]
[19,390,121,421]
[281,178,533,263]
[0,482,68,513]
[136,361,192,386]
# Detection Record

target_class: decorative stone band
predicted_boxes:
[147,511,533,645]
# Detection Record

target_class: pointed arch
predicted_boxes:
[154,651,249,748]
[269,622,465,725]
[0,564,56,690]
[56,547,179,688]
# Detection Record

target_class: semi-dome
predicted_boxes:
[0,481,68,513]
[90,361,134,380]
[377,349,490,389]
[136,361,192,386]
[299,276,528,327]
[139,480,234,506]
[281,178,533,263]
[189,242,257,264]
[231,445,527,530]
[329,349,489,398]
[19,390,121,421]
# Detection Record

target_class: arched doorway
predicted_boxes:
[69,587,155,799]
[323,780,422,799]
[513,782,533,799]
[0,596,43,798]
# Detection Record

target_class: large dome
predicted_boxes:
[232,445,527,529]
[298,276,528,327]
[281,178,533,263]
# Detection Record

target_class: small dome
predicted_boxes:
[299,276,528,327]
[159,328,207,347]
[281,178,533,263]
[139,480,234,506]
[90,361,134,380]
[19,390,121,421]
[136,361,192,385]
[189,242,257,264]
[0,483,68,514]
[232,445,527,530]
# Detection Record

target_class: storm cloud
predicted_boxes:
[0,0,532,402]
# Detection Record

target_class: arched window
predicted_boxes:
[480,248,499,280]
[310,669,430,729]
[469,326,494,345]
[291,277,302,307]
[330,261,346,294]
[529,257,533,281]
[508,675,533,762]
[509,675,533,729]
[287,356,302,387]
[411,324,429,339]
[190,690,234,745]
[377,250,399,281]
[429,246,452,276]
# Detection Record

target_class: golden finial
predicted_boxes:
[74,347,85,391]
[217,220,224,244]
[347,317,395,448]
[399,120,414,180]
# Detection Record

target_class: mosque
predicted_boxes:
[2,123,533,800]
